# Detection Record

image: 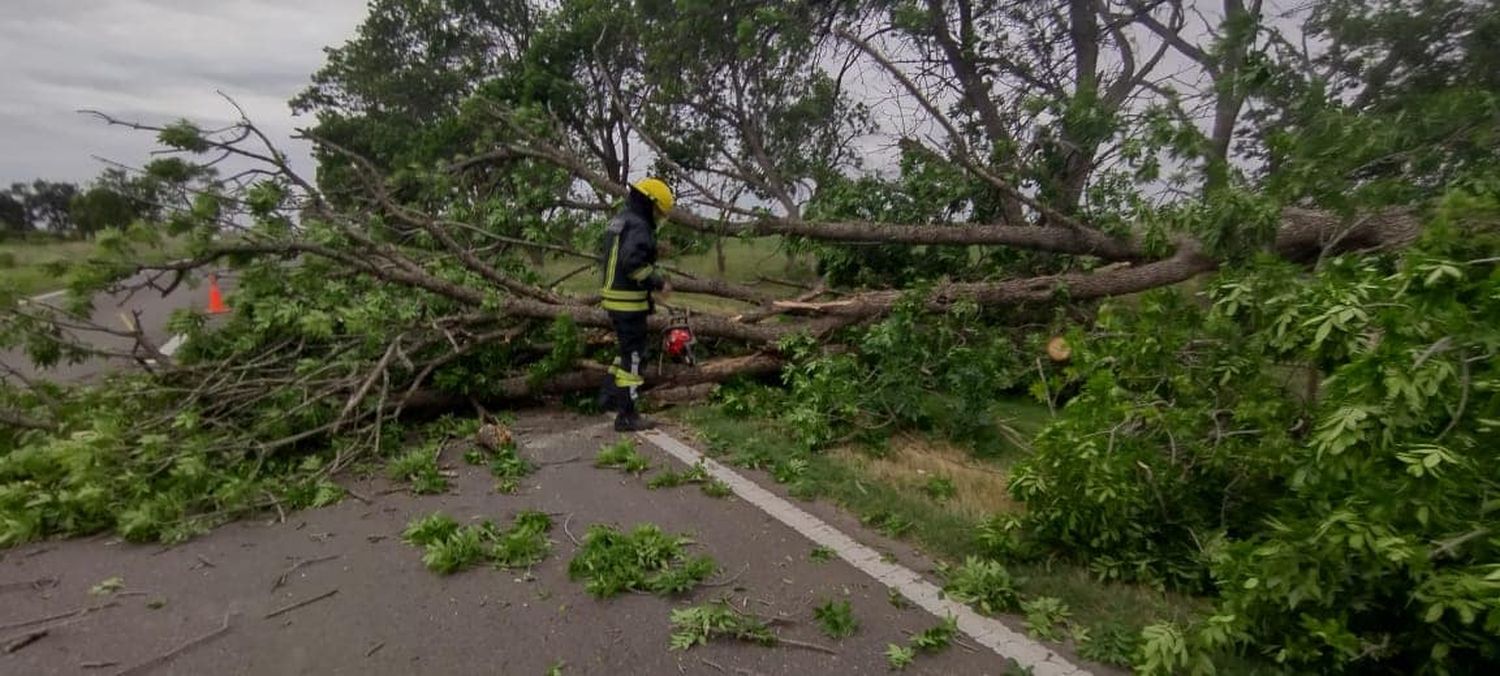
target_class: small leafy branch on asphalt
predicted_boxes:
[389,416,493,494]
[669,600,776,650]
[809,545,835,563]
[700,478,732,498]
[669,600,839,654]
[566,523,716,598]
[463,422,534,494]
[402,510,552,575]
[910,616,958,652]
[596,440,650,475]
[646,461,709,489]
[885,643,915,670]
[642,461,731,498]
[887,616,958,670]
[387,448,448,494]
[813,598,859,639]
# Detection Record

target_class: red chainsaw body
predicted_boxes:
[665,327,694,358]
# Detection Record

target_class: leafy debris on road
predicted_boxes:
[403,510,552,575]
[886,616,958,670]
[669,600,837,654]
[813,599,859,639]
[567,523,715,598]
[595,440,651,475]
[88,576,124,596]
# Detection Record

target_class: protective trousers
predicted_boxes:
[602,310,648,417]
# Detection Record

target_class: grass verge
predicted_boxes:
[676,404,1210,669]
[0,235,187,297]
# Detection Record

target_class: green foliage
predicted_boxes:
[528,316,583,384]
[0,369,373,546]
[886,616,956,670]
[975,513,1028,559]
[595,440,650,475]
[943,557,1021,616]
[403,510,552,575]
[813,598,859,639]
[387,448,447,494]
[809,545,835,563]
[885,643,915,670]
[469,432,533,493]
[910,616,958,653]
[700,479,732,499]
[769,300,1032,452]
[89,576,124,596]
[566,523,716,598]
[1020,597,1071,642]
[646,462,709,490]
[489,510,552,568]
[922,476,956,501]
[1074,622,1141,668]
[668,600,776,651]
[402,512,460,546]
[422,524,487,574]
[157,120,210,153]
[1013,192,1500,670]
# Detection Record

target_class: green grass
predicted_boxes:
[537,236,817,314]
[677,405,1210,648]
[0,235,186,297]
[0,238,98,296]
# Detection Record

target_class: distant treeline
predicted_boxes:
[1,159,214,239]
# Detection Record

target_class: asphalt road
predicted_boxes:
[3,272,231,383]
[0,412,1096,675]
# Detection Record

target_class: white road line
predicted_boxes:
[17,289,67,307]
[639,430,1091,676]
[160,335,186,357]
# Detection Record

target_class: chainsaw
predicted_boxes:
[659,306,698,371]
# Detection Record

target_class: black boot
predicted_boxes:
[614,397,654,432]
[614,412,654,432]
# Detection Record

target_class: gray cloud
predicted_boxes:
[0,0,367,186]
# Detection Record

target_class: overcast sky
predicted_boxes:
[0,0,368,187]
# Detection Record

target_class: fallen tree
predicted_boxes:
[1,0,1445,476]
[0,0,1475,549]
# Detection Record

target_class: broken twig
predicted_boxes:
[0,602,118,632]
[114,612,232,676]
[0,576,59,594]
[271,554,341,592]
[2,629,47,654]
[775,636,839,655]
[264,589,339,619]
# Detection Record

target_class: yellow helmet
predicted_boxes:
[631,177,675,215]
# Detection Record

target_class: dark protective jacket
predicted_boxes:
[598,195,664,313]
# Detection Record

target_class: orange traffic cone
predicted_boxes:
[206,274,229,314]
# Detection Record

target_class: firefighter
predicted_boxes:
[598,178,674,432]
